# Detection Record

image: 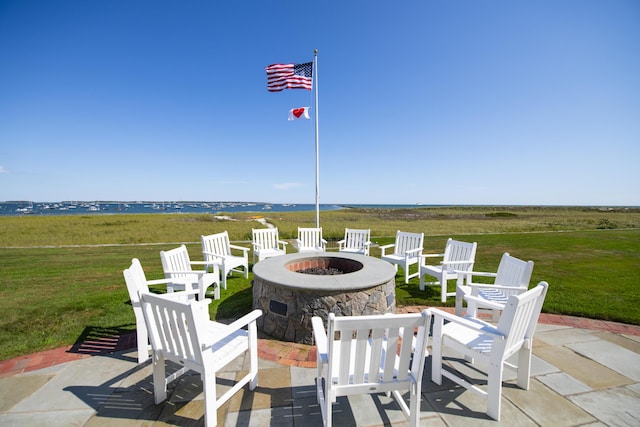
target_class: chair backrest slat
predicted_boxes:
[382,328,400,382]
[344,228,370,250]
[443,238,477,271]
[394,231,424,256]
[495,253,534,288]
[368,328,385,383]
[327,311,430,386]
[202,231,231,259]
[298,227,323,247]
[337,324,352,385]
[160,245,193,279]
[497,282,548,355]
[253,228,279,250]
[352,327,369,383]
[142,292,204,367]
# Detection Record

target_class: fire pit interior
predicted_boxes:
[252,253,396,344]
[288,256,363,275]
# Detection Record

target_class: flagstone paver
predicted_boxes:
[504,379,597,426]
[534,345,633,389]
[536,371,593,395]
[567,340,640,382]
[568,387,640,426]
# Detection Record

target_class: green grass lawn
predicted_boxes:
[1,206,639,361]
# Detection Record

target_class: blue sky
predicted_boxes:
[1,1,639,205]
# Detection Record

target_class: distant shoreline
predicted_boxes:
[1,201,638,217]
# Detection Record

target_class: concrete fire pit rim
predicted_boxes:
[252,252,396,291]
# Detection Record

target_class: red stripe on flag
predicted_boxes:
[266,62,313,92]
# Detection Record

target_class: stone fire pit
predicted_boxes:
[252,252,396,344]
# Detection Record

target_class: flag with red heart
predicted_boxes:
[288,107,310,121]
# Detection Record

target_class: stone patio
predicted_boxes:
[2,310,640,426]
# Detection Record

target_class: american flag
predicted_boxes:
[265,62,313,92]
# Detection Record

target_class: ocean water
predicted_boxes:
[0,201,429,217]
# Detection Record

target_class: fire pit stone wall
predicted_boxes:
[252,252,397,344]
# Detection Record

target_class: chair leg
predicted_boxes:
[517,346,532,390]
[249,323,259,390]
[202,372,217,427]
[487,361,503,420]
[198,276,211,301]
[431,320,443,385]
[136,320,149,364]
[466,299,478,318]
[455,286,464,317]
[408,384,419,427]
[152,355,168,404]
[316,374,330,427]
[324,390,332,427]
[221,267,227,290]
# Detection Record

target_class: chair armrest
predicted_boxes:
[225,309,262,331]
[252,243,263,250]
[457,270,498,279]
[189,260,209,266]
[466,283,528,292]
[157,290,199,302]
[430,307,504,340]
[146,278,173,286]
[456,270,497,285]
[420,252,444,265]
[229,244,250,253]
[337,239,346,245]
[311,316,328,362]
[379,243,394,254]
[420,253,444,259]
[165,270,210,283]
[277,240,288,246]
[404,248,423,258]
[202,251,224,261]
[440,262,474,273]
[200,309,261,349]
[440,260,472,266]
[461,293,505,311]
[165,269,207,276]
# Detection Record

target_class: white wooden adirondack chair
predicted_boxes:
[295,227,327,252]
[312,310,431,427]
[201,231,249,289]
[456,252,534,320]
[337,228,371,256]
[123,258,189,364]
[431,281,548,421]
[160,245,220,300]
[419,238,477,302]
[140,292,262,427]
[379,230,424,284]
[251,227,288,263]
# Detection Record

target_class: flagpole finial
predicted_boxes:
[314,49,318,55]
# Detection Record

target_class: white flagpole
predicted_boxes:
[313,49,320,228]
